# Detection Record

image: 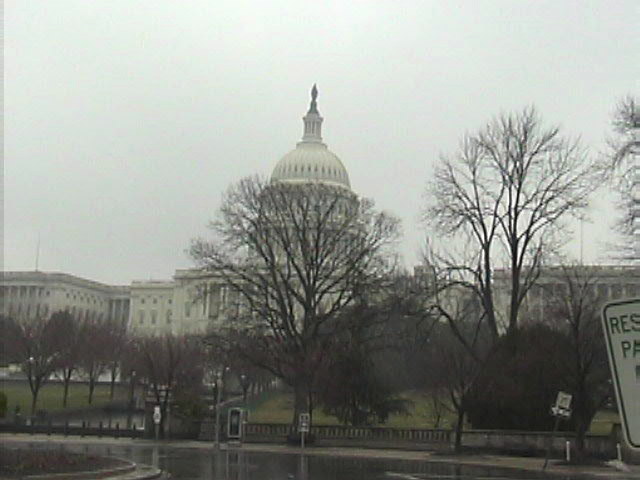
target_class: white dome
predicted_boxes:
[271,142,351,189]
[270,86,351,190]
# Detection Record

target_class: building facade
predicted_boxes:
[493,265,640,327]
[1,271,130,326]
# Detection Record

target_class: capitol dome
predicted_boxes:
[271,86,351,190]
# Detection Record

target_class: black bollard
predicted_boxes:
[81,421,86,438]
[115,422,120,439]
[64,421,69,437]
[99,421,103,437]
[47,419,52,436]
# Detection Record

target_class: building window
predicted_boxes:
[168,299,172,304]
[166,310,172,323]
[139,311,145,324]
[141,298,145,304]
[597,284,608,298]
[611,285,622,299]
[153,298,157,304]
[151,310,157,324]
[185,302,191,317]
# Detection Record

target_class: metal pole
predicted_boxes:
[543,416,561,470]
[127,371,135,429]
[214,374,222,449]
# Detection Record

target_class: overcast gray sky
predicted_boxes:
[5,1,638,285]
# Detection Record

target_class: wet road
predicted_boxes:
[7,441,591,480]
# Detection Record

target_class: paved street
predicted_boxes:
[2,434,639,479]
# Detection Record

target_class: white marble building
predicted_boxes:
[492,265,640,327]
[1,271,130,326]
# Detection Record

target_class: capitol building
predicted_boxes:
[2,86,358,336]
[3,88,639,336]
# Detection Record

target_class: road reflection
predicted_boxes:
[10,441,591,480]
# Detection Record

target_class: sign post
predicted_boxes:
[298,413,310,449]
[543,391,572,470]
[602,299,640,450]
[153,405,161,441]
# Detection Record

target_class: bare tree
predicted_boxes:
[78,319,110,404]
[3,316,61,415]
[102,318,128,400]
[543,264,612,458]
[425,107,598,337]
[130,334,204,436]
[48,311,83,408]
[605,95,640,262]
[191,177,400,428]
[428,319,488,451]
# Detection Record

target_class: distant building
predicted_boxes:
[127,270,237,336]
[493,265,640,326]
[1,271,130,325]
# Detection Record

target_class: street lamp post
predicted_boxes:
[214,371,222,449]
[127,370,136,429]
[213,366,230,449]
[26,357,35,422]
[240,374,247,404]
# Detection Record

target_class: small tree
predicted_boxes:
[78,320,110,404]
[48,311,83,407]
[544,264,612,458]
[101,319,128,400]
[426,304,490,451]
[466,323,571,431]
[3,316,61,415]
[131,334,204,436]
[315,303,411,426]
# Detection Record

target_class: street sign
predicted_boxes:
[298,413,310,433]
[602,298,640,449]
[153,405,162,425]
[551,391,572,419]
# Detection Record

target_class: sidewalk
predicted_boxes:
[2,433,639,479]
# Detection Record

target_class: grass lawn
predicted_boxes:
[0,381,130,416]
[588,409,619,436]
[246,390,456,428]
[246,390,619,434]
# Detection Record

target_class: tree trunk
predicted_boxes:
[88,377,96,404]
[30,390,39,417]
[574,410,590,460]
[109,367,117,400]
[454,408,465,452]
[292,382,309,430]
[63,378,70,408]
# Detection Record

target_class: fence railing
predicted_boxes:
[244,423,452,445]
[0,420,143,439]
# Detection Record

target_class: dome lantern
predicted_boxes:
[302,84,323,143]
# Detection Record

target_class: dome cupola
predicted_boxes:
[271,86,351,190]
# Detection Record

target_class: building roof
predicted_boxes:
[1,270,130,294]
